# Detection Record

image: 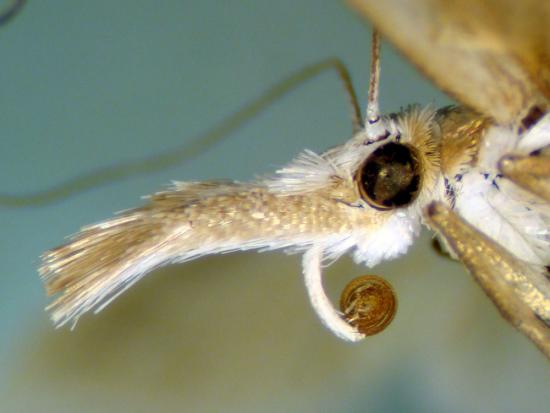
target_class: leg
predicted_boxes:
[499,152,550,202]
[425,201,550,358]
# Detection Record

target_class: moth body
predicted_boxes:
[40,101,550,350]
[34,0,550,357]
[438,109,550,267]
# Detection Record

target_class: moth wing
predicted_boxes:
[347,0,550,124]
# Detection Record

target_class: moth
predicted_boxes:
[40,0,550,357]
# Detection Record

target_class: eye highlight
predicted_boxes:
[356,142,422,210]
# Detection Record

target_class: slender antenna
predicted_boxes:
[364,30,385,142]
[366,29,381,125]
[331,60,363,133]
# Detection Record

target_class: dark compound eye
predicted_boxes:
[356,142,422,210]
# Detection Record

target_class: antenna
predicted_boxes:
[365,30,382,138]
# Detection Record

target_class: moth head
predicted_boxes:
[301,106,442,343]
[347,105,441,214]
[264,105,442,275]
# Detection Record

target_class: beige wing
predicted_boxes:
[347,0,550,125]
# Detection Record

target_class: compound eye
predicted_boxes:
[357,142,422,210]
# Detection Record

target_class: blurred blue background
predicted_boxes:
[1,1,548,412]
